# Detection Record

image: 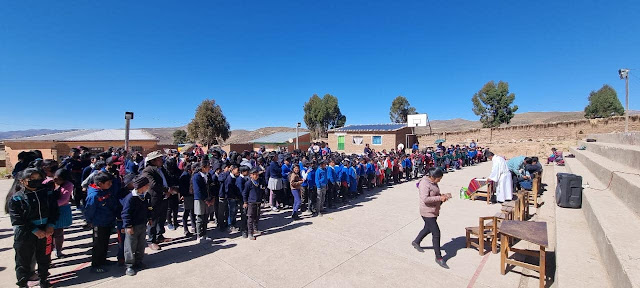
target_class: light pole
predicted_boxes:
[619,69,630,132]
[296,122,301,150]
[125,112,134,151]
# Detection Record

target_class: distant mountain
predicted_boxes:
[0,129,73,140]
[142,126,308,145]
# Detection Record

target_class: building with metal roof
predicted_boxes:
[330,124,408,132]
[4,129,159,170]
[328,124,415,154]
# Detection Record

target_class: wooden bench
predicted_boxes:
[528,172,542,208]
[500,221,548,288]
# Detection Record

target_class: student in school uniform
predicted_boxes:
[216,164,231,231]
[236,166,250,238]
[326,159,337,209]
[192,162,213,243]
[242,168,265,240]
[121,176,152,276]
[179,164,196,237]
[289,165,304,220]
[315,161,328,217]
[7,168,59,288]
[224,165,241,232]
[85,172,118,273]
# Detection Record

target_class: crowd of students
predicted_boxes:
[5,140,487,287]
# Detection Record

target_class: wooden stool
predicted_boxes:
[465,216,499,255]
[499,221,548,288]
[471,181,494,204]
[528,173,541,208]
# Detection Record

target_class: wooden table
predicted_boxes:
[499,221,548,288]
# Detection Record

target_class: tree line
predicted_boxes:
[173,83,626,145]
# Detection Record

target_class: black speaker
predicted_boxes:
[556,173,583,208]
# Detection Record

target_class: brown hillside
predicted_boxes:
[144,126,308,145]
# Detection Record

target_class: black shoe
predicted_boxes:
[184,231,193,237]
[435,258,449,269]
[126,267,137,276]
[39,281,52,288]
[411,241,424,252]
[292,214,301,220]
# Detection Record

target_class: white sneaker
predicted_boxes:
[271,207,280,212]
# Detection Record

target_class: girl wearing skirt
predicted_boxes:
[53,169,74,258]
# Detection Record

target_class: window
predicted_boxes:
[352,136,363,145]
[372,136,382,145]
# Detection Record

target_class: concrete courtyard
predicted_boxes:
[0,162,557,288]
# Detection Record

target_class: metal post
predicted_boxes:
[125,119,130,151]
[625,74,629,133]
[124,112,134,151]
[296,122,301,150]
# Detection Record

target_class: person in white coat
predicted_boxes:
[486,151,513,203]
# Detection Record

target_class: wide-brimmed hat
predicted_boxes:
[146,150,164,162]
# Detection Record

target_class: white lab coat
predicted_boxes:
[488,156,513,202]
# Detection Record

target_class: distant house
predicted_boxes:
[248,132,311,152]
[4,129,159,170]
[327,124,414,154]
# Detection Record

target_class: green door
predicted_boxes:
[337,135,345,150]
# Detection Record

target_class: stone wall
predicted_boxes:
[417,115,640,158]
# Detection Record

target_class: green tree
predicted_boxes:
[172,129,188,144]
[389,96,417,123]
[472,80,518,128]
[584,84,624,119]
[187,99,230,147]
[303,94,347,138]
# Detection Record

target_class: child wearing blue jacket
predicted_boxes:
[85,172,118,273]
[121,176,151,276]
[242,168,265,240]
[314,161,328,216]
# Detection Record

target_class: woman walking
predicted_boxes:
[412,167,450,269]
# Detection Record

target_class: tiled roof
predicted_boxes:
[330,124,408,132]
[248,132,309,144]
[6,129,158,142]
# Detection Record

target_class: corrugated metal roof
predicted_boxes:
[6,129,158,142]
[248,131,309,144]
[330,124,408,132]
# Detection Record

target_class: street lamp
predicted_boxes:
[125,112,134,151]
[296,122,301,150]
[619,69,630,132]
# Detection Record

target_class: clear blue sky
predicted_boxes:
[1,1,639,132]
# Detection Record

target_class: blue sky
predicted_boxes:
[1,1,638,132]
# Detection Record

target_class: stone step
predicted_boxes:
[564,157,640,288]
[579,140,640,171]
[586,132,640,146]
[569,147,640,219]
[554,164,612,288]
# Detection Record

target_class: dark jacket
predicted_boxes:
[225,174,241,200]
[85,184,118,227]
[121,191,150,227]
[9,188,59,234]
[242,178,264,203]
[179,171,192,198]
[236,175,249,197]
[217,171,229,198]
[192,172,211,201]
[268,161,282,179]
[142,165,168,207]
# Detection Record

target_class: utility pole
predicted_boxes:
[619,69,630,132]
[125,112,134,151]
[296,122,301,150]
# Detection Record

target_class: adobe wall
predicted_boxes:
[417,115,640,158]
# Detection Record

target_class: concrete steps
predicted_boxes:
[564,156,640,288]
[569,147,640,219]
[586,132,640,146]
[579,140,640,171]
[554,165,612,288]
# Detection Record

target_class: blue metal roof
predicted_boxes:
[331,124,407,132]
[248,131,309,144]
